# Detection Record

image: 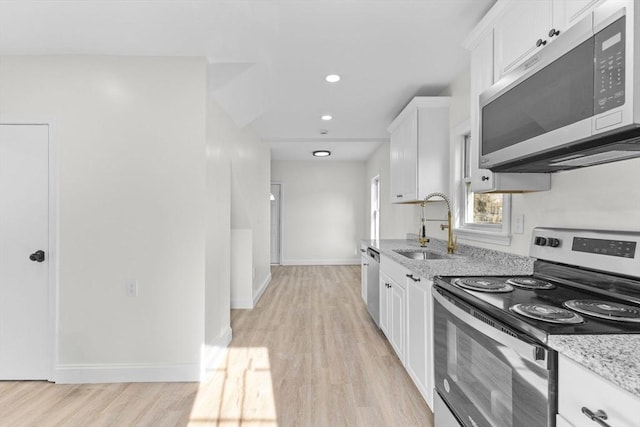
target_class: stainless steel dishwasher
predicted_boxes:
[365,247,380,327]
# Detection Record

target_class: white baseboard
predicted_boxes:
[230,298,253,309]
[54,361,200,384]
[253,272,271,306]
[231,273,272,309]
[282,258,360,266]
[54,328,234,384]
[201,326,232,380]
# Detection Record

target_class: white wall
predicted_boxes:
[507,160,640,254]
[228,119,271,307]
[271,160,366,264]
[0,56,207,380]
[0,55,273,380]
[204,87,233,362]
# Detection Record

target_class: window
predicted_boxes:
[371,175,380,240]
[462,134,503,229]
[451,121,511,245]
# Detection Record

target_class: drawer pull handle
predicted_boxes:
[406,273,421,282]
[581,407,610,427]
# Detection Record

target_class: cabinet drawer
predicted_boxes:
[380,255,409,287]
[558,355,640,427]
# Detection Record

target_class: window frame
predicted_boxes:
[450,120,512,246]
[370,174,380,241]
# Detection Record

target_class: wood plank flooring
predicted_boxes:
[0,265,433,427]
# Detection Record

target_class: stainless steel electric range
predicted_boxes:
[432,228,640,427]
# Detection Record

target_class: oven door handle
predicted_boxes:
[433,288,552,369]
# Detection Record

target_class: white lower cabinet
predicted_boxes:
[380,255,434,410]
[379,270,405,363]
[379,271,390,337]
[558,354,640,427]
[405,275,434,409]
[380,256,408,363]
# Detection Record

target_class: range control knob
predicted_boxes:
[534,237,547,246]
[535,236,561,247]
[547,238,561,247]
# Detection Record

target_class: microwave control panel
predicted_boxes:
[595,16,625,114]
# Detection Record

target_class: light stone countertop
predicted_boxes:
[362,237,535,280]
[362,238,640,399]
[547,334,640,397]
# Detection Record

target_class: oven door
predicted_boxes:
[433,286,557,427]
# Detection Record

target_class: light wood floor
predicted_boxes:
[0,265,433,427]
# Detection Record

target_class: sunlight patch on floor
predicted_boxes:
[189,347,278,427]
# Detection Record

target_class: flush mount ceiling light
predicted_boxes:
[321,115,333,121]
[325,74,341,83]
[313,150,331,157]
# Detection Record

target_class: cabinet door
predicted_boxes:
[389,125,404,203]
[389,111,417,203]
[379,273,390,338]
[405,278,433,408]
[558,354,640,427]
[494,0,553,81]
[470,30,496,192]
[402,111,418,200]
[389,279,406,363]
[553,0,603,32]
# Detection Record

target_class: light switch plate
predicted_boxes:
[513,214,524,234]
[125,279,138,297]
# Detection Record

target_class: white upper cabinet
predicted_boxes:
[494,0,554,80]
[464,0,605,193]
[466,27,551,193]
[389,110,418,202]
[554,0,604,34]
[493,0,605,81]
[388,97,450,203]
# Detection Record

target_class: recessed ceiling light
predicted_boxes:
[313,150,331,157]
[325,74,341,83]
[321,115,333,121]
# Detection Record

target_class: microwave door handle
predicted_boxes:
[433,289,551,369]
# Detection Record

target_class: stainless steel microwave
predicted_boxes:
[479,0,640,173]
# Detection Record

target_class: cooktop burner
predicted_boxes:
[564,300,640,323]
[510,303,584,324]
[506,277,555,290]
[454,278,514,293]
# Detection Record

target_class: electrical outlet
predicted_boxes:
[125,279,138,297]
[513,214,524,234]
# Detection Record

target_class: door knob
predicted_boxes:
[29,250,46,263]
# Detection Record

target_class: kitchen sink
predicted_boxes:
[393,250,450,260]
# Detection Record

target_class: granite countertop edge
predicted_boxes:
[547,335,640,398]
[361,237,535,280]
[361,238,640,399]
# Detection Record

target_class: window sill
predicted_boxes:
[454,227,512,246]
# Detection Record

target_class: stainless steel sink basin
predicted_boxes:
[393,250,449,260]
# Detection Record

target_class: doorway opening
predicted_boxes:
[270,183,282,265]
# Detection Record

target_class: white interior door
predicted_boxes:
[270,183,281,265]
[0,124,50,380]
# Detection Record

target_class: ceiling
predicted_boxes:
[0,0,495,161]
